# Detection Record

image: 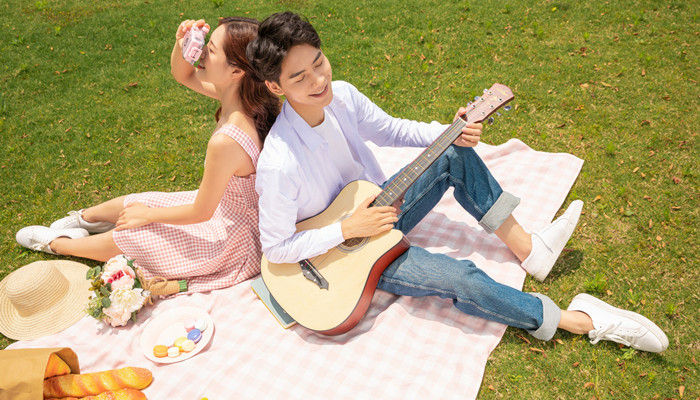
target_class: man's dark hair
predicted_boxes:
[246,11,321,84]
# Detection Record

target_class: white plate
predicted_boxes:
[140,306,214,364]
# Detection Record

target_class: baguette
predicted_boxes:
[45,388,147,400]
[43,367,152,398]
[44,353,72,378]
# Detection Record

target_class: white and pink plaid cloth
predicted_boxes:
[9,139,583,399]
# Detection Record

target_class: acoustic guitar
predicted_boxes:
[261,83,514,335]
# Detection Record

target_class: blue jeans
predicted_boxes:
[376,145,561,340]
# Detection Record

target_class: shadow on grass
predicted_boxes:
[548,249,584,280]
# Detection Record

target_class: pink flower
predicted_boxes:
[101,255,136,290]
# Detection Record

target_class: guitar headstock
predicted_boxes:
[461,83,514,124]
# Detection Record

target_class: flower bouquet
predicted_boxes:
[86,255,188,327]
[85,255,149,327]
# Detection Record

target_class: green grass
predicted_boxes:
[1,0,697,398]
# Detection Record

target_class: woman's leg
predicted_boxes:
[81,195,127,224]
[50,196,125,233]
[50,231,122,262]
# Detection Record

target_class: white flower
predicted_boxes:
[102,287,146,327]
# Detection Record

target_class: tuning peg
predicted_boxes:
[474,95,481,101]
[496,112,502,117]
[483,88,488,93]
[504,105,512,111]
[487,117,495,125]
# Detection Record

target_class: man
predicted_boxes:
[247,11,668,352]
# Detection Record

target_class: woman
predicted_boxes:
[16,17,280,295]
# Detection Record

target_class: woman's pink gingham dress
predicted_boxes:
[112,124,261,294]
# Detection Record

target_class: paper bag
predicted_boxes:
[0,347,79,400]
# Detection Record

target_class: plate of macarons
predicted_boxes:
[140,306,215,364]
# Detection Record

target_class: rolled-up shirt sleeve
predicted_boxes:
[256,161,345,265]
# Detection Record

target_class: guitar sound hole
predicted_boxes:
[339,236,369,252]
[343,237,363,247]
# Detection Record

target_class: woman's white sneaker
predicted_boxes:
[567,293,669,353]
[50,210,115,233]
[16,226,89,255]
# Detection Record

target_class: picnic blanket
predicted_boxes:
[8,139,583,400]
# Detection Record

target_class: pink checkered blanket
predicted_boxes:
[9,139,583,399]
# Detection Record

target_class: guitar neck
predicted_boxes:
[373,118,466,207]
[373,83,513,208]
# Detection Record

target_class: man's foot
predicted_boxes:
[521,200,583,281]
[50,209,115,234]
[16,226,89,255]
[567,293,669,353]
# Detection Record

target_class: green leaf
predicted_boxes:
[101,297,111,308]
[133,277,142,289]
[621,347,637,360]
[86,268,95,280]
[99,286,110,296]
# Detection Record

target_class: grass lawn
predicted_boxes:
[1,0,697,398]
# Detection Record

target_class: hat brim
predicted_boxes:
[0,260,92,341]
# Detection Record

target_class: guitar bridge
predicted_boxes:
[299,259,329,290]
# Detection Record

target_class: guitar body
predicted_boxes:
[261,180,410,335]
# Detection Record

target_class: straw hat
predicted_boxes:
[0,260,91,340]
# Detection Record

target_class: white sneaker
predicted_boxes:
[16,226,89,255]
[522,200,583,281]
[567,293,669,353]
[50,209,115,234]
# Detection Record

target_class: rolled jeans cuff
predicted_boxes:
[478,191,520,233]
[526,293,561,341]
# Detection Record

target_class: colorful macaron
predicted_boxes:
[187,328,202,344]
[184,319,196,332]
[174,336,188,349]
[167,346,180,358]
[181,339,196,352]
[194,318,207,332]
[153,345,169,358]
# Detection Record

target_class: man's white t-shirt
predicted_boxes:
[312,110,364,184]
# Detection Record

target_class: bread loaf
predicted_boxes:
[44,353,72,378]
[43,367,152,398]
[45,388,147,400]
